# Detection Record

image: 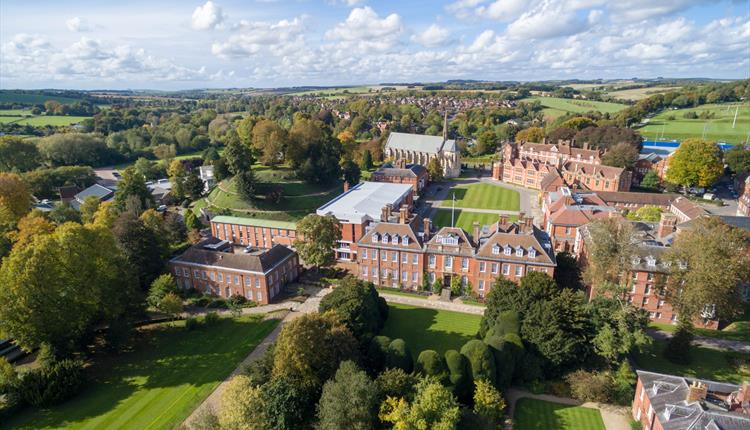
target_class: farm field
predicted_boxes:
[286,86,372,98]
[380,303,481,356]
[0,109,34,116]
[15,115,90,126]
[638,103,749,144]
[432,209,517,231]
[441,183,520,211]
[0,90,83,105]
[606,86,682,101]
[2,314,279,430]
[521,96,628,120]
[513,398,606,430]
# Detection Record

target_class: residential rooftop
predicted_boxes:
[170,237,296,274]
[210,215,297,230]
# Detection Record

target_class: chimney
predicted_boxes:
[386,204,393,221]
[499,214,508,226]
[583,141,589,150]
[657,213,678,238]
[518,211,525,223]
[473,221,480,242]
[381,206,389,222]
[343,181,349,193]
[686,381,708,403]
[525,216,534,231]
[423,218,431,241]
[399,206,408,224]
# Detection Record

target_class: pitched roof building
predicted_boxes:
[384,114,461,178]
[371,160,429,194]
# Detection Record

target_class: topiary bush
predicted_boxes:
[445,349,473,404]
[664,325,693,365]
[366,335,391,372]
[416,350,448,383]
[386,339,413,373]
[17,359,86,407]
[460,340,496,387]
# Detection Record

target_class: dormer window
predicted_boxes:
[504,246,512,256]
[515,247,524,257]
[492,244,500,255]
[441,235,458,246]
[372,233,379,243]
[528,248,536,258]
[632,257,641,265]
[382,234,389,244]
[402,235,409,245]
[392,235,399,245]
[646,256,656,267]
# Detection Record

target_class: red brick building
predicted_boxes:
[169,238,299,305]
[737,175,750,217]
[210,216,297,247]
[370,160,429,194]
[632,370,750,430]
[542,187,617,252]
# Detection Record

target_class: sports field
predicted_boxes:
[521,96,627,120]
[441,183,520,211]
[2,315,279,430]
[380,303,481,356]
[514,398,605,430]
[639,103,749,144]
[432,209,517,231]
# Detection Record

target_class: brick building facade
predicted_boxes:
[210,215,297,247]
[370,160,429,194]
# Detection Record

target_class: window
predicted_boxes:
[234,276,240,285]
[649,312,656,318]
[646,257,656,267]
[255,278,260,288]
[491,263,498,274]
[441,235,458,245]
[515,247,523,257]
[644,285,651,295]
[444,257,453,269]
[528,248,536,258]
[658,299,665,308]
[429,255,436,267]
[429,272,435,282]
[392,235,399,245]
[632,257,641,265]
[372,250,377,260]
[392,252,398,262]
[565,226,571,235]
[402,253,408,263]
[504,246,512,256]
[461,275,467,286]
[492,245,500,254]
[362,267,368,277]
[515,266,523,277]
[218,272,224,282]
[372,267,377,277]
[647,273,654,281]
[478,280,485,291]
[382,251,387,261]
[479,262,486,273]
[402,235,409,245]
[382,234,389,244]
[461,258,469,270]
[201,271,207,280]
[256,291,262,301]
[655,312,662,319]
[412,254,418,264]
[502,264,510,275]
[362,249,367,259]
[372,233,379,243]
[412,272,417,282]
[244,277,250,286]
[402,271,408,282]
[642,297,649,305]
[194,270,200,278]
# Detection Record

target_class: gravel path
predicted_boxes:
[649,329,750,354]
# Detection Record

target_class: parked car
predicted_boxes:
[156,205,167,212]
[703,193,717,201]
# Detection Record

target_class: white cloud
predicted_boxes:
[506,0,593,39]
[327,0,366,5]
[411,24,451,47]
[191,1,225,30]
[66,17,91,32]
[326,6,403,51]
[479,0,532,21]
[211,17,307,58]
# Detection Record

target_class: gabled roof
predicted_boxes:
[171,239,296,274]
[475,225,555,265]
[597,191,677,207]
[210,215,297,230]
[561,160,626,179]
[386,132,456,154]
[358,222,423,250]
[74,184,114,202]
[670,197,708,221]
[425,227,476,255]
[373,163,427,178]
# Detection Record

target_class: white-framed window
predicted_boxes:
[372,233,379,243]
[479,280,485,291]
[201,271,207,280]
[392,235,399,245]
[504,246,512,256]
[362,249,367,259]
[658,299,665,307]
[655,312,662,319]
[491,263,498,274]
[644,285,651,295]
[515,266,524,277]
[372,250,377,260]
[194,270,200,278]
[402,253,408,263]
[210,272,216,281]
[402,271,408,282]
[392,252,398,262]
[245,277,251,286]
[372,266,378,277]
[218,272,223,282]
[492,244,500,255]
[412,272,417,282]
[412,254,418,264]
[479,262,486,272]
[461,275,467,286]
[642,297,649,305]
[382,234,389,244]
[441,235,458,245]
[445,257,453,269]
[528,248,536,258]
[234,275,240,285]
[461,258,469,270]
[362,267,368,277]
[382,251,387,261]
[403,235,409,245]
[429,255,436,267]
[515,247,523,257]
[255,278,260,288]
[646,256,656,267]
[502,264,510,275]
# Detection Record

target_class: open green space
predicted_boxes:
[638,103,749,144]
[521,96,627,120]
[286,86,373,99]
[606,86,682,101]
[0,91,83,105]
[376,287,428,300]
[2,314,279,430]
[432,209,517,232]
[380,303,481,356]
[14,115,91,126]
[206,176,342,213]
[632,338,750,384]
[0,109,34,116]
[441,183,520,211]
[513,398,606,430]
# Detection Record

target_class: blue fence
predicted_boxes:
[642,140,735,151]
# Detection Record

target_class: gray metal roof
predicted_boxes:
[74,184,114,203]
[386,132,456,154]
[316,181,413,224]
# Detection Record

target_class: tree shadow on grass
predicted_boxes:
[381,306,477,357]
[2,317,276,430]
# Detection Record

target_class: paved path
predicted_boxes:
[379,292,485,315]
[649,329,750,354]
[184,286,331,428]
[505,388,631,430]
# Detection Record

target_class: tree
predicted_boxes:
[554,252,583,291]
[666,139,723,188]
[611,361,637,405]
[112,213,166,291]
[574,126,642,150]
[340,158,361,186]
[588,285,651,364]
[640,171,661,190]
[416,350,448,383]
[261,377,313,430]
[427,157,443,181]
[0,172,31,228]
[184,209,203,232]
[235,170,257,202]
[582,218,635,287]
[159,292,183,321]
[665,216,750,322]
[183,171,205,201]
[460,340,496,386]
[626,205,663,222]
[252,119,288,166]
[293,214,341,269]
[445,350,473,404]
[360,149,373,170]
[287,118,342,184]
[474,130,498,155]
[379,378,461,430]
[725,145,750,175]
[0,136,40,172]
[79,196,101,224]
[566,369,612,403]
[168,159,188,201]
[602,142,639,169]
[375,367,419,401]
[560,117,596,131]
[6,213,55,248]
[664,323,694,364]
[0,223,138,356]
[318,276,387,341]
[317,361,380,430]
[114,166,154,211]
[514,126,545,143]
[48,202,81,224]
[473,379,506,427]
[134,157,159,180]
[272,312,358,390]
[224,132,254,175]
[386,339,413,373]
[147,274,179,308]
[219,375,265,430]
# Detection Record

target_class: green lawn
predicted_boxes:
[442,183,520,211]
[639,103,750,144]
[0,91,82,105]
[521,96,628,120]
[514,398,605,430]
[3,315,279,430]
[0,109,34,116]
[15,115,91,126]
[432,209,517,232]
[380,303,481,356]
[376,287,428,300]
[207,176,342,212]
[632,338,750,384]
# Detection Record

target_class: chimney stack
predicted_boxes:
[657,213,678,239]
[525,216,534,231]
[399,206,408,224]
[583,141,589,150]
[381,206,389,222]
[343,181,349,193]
[386,204,393,221]
[473,221,480,242]
[499,214,508,227]
[423,217,431,241]
[686,381,708,403]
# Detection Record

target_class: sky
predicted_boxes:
[1,0,749,90]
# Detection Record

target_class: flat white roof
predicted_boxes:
[316,182,412,224]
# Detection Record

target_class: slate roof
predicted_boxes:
[74,184,114,202]
[475,224,556,266]
[386,132,457,154]
[678,215,750,234]
[670,197,709,221]
[425,227,476,256]
[358,222,423,251]
[373,163,427,178]
[171,238,296,274]
[519,141,601,160]
[596,191,677,207]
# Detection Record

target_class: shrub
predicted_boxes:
[318,276,387,341]
[386,339,413,373]
[664,325,693,364]
[445,349,473,404]
[184,317,200,331]
[483,335,514,389]
[206,298,228,309]
[105,319,132,352]
[18,359,86,407]
[375,367,418,401]
[243,345,275,387]
[460,340,496,387]
[473,379,506,426]
[367,335,391,372]
[612,361,637,405]
[416,350,448,383]
[566,369,612,403]
[204,311,221,325]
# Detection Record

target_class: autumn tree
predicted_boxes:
[427,157,444,181]
[515,126,545,143]
[602,142,639,169]
[219,375,265,430]
[287,117,342,184]
[318,275,387,341]
[725,145,750,175]
[666,139,723,188]
[293,214,341,269]
[665,217,750,322]
[625,205,662,222]
[379,378,461,430]
[0,136,40,172]
[0,172,32,228]
[316,361,380,430]
[79,196,101,224]
[252,119,288,166]
[473,379,506,427]
[114,166,154,211]
[167,159,188,201]
[582,217,635,287]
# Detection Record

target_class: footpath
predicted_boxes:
[649,329,750,354]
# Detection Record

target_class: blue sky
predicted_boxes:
[1,0,748,89]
